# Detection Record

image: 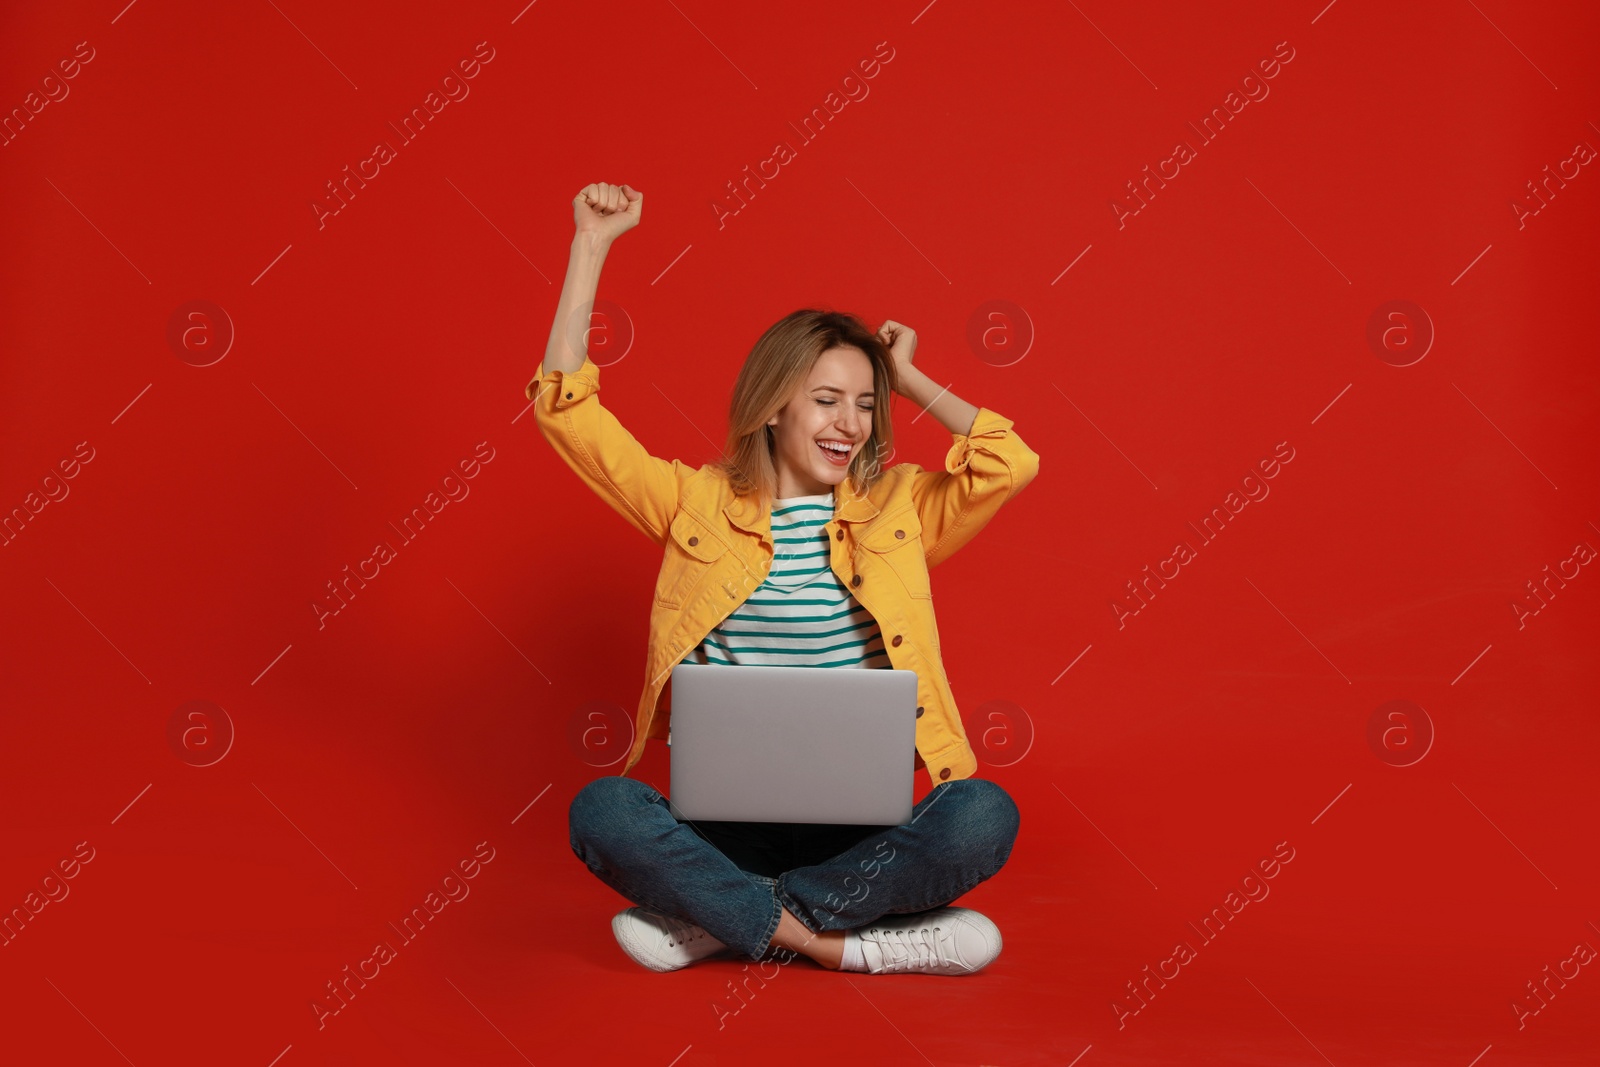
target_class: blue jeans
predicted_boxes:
[568,775,1020,961]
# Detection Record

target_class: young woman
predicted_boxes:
[530,181,1041,976]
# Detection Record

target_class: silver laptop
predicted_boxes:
[666,663,918,825]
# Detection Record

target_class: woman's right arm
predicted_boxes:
[526,183,693,547]
[537,182,638,378]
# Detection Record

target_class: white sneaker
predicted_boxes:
[611,907,735,972]
[854,907,1002,976]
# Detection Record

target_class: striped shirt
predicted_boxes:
[679,492,891,670]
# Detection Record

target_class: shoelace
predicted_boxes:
[861,919,965,972]
[655,912,708,947]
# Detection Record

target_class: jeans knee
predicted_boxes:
[569,776,655,857]
[955,778,1020,868]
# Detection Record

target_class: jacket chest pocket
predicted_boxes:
[856,510,931,600]
[654,511,730,609]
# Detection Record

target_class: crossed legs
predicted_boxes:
[568,775,1019,966]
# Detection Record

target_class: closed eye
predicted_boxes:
[816,399,874,411]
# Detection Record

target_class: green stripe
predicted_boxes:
[715,619,880,641]
[732,603,865,621]
[714,635,885,656]
[697,650,890,668]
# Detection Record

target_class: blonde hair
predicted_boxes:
[710,309,899,513]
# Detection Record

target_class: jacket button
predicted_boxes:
[895,529,905,539]
[835,529,844,541]
[939,768,951,780]
[892,635,903,647]
[851,575,861,587]
[565,391,573,399]
[688,536,699,546]
[915,706,924,718]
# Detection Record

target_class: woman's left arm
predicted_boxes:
[894,360,981,437]
[877,321,1041,569]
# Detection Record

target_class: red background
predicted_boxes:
[3,2,1597,1065]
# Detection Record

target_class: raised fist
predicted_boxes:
[573,182,642,243]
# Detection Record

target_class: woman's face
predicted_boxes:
[767,345,877,499]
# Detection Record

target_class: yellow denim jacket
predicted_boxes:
[526,354,1040,788]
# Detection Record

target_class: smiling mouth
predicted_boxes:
[816,440,853,464]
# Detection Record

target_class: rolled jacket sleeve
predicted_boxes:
[525,355,695,547]
[911,407,1040,569]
